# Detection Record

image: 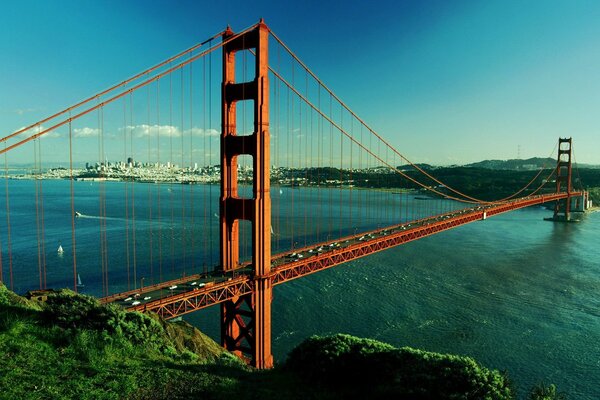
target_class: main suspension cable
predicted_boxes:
[269,30,557,204]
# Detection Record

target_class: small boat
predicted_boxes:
[77,273,84,288]
[75,211,82,217]
[57,245,64,254]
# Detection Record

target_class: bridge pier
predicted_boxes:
[220,20,273,369]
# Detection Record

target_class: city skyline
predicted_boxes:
[2,1,600,165]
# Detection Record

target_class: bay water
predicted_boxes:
[1,179,598,398]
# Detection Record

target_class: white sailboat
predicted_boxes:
[77,274,84,288]
[57,245,64,254]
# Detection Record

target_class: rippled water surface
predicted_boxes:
[191,206,600,399]
[1,180,598,398]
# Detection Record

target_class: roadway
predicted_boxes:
[101,192,579,318]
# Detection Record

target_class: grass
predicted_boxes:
[0,284,565,399]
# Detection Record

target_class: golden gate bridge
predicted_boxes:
[0,20,588,368]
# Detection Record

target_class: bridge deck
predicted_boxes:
[101,192,578,319]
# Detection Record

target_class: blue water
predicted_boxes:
[1,179,598,398]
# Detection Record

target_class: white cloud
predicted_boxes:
[185,127,220,137]
[14,125,60,139]
[73,127,100,138]
[118,125,220,139]
[14,108,38,116]
[122,124,181,138]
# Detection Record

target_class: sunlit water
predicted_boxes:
[1,180,598,398]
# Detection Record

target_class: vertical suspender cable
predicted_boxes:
[69,119,78,292]
[157,79,163,283]
[328,93,333,241]
[273,44,280,251]
[189,52,195,274]
[208,40,214,271]
[100,105,109,296]
[130,93,138,289]
[180,67,186,276]
[359,124,363,230]
[241,43,247,265]
[202,46,208,274]
[317,80,322,243]
[34,138,42,289]
[3,143,13,290]
[33,134,47,289]
[300,68,305,247]
[147,78,154,285]
[169,65,175,275]
[289,64,294,250]
[38,138,47,289]
[123,98,131,291]
[338,103,343,239]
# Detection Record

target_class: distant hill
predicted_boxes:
[466,157,600,170]
[466,157,555,170]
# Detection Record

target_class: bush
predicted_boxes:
[286,334,513,400]
[41,290,170,352]
[42,289,107,329]
[529,383,566,400]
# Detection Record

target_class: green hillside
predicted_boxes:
[0,285,564,399]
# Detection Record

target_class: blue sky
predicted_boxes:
[2,0,599,165]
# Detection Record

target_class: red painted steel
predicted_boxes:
[119,192,579,319]
[554,138,573,220]
[219,19,273,369]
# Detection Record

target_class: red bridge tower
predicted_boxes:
[553,137,573,221]
[220,20,273,368]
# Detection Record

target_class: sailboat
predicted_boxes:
[57,245,64,254]
[77,274,84,288]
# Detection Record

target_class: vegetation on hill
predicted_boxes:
[0,284,237,400]
[285,334,513,399]
[278,164,600,204]
[465,157,557,171]
[0,285,566,399]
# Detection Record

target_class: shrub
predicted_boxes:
[286,334,513,400]
[40,290,171,354]
[529,383,566,400]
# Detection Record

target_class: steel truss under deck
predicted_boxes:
[122,191,579,318]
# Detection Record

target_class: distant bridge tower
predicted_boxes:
[553,137,573,221]
[220,20,273,369]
